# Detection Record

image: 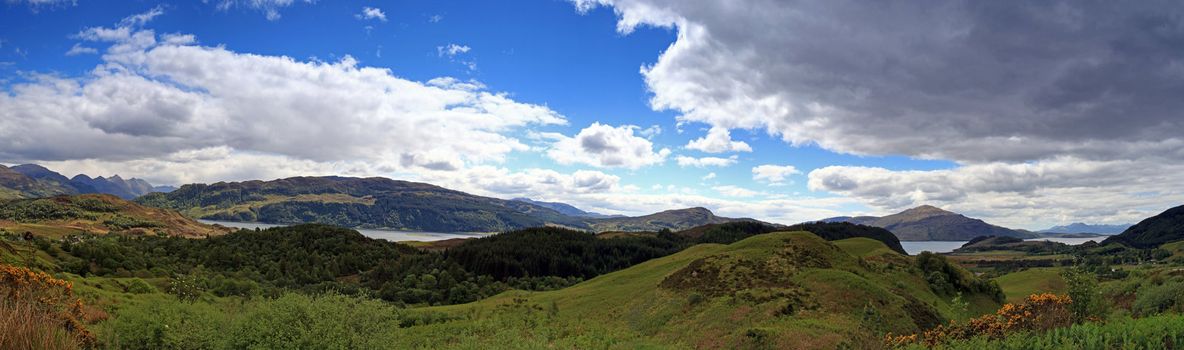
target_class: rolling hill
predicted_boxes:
[0,194,231,238]
[422,230,1002,348]
[828,205,1037,241]
[136,176,590,233]
[1102,204,1184,248]
[138,175,754,233]
[585,207,748,232]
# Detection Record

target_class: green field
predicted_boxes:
[992,267,1067,303]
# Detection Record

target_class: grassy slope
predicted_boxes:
[0,194,230,238]
[992,267,1067,303]
[413,232,998,349]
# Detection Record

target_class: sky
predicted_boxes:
[2,0,1183,230]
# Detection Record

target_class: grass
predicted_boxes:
[420,232,999,349]
[992,267,1067,303]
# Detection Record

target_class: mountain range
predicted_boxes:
[0,164,170,200]
[137,176,754,233]
[823,205,1038,241]
[1039,222,1130,235]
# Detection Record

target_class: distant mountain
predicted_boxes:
[2,164,163,199]
[0,164,77,199]
[1039,222,1130,235]
[585,207,746,232]
[153,185,178,193]
[1102,204,1184,249]
[136,176,590,233]
[0,194,231,237]
[828,205,1037,241]
[510,198,620,218]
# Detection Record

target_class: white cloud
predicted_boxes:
[752,164,800,184]
[684,127,751,153]
[356,6,387,22]
[213,0,311,21]
[429,15,444,23]
[701,172,716,181]
[546,122,670,169]
[807,157,1184,229]
[575,0,1184,164]
[713,185,760,198]
[0,21,565,179]
[437,43,471,57]
[638,124,662,138]
[65,43,97,56]
[675,155,737,168]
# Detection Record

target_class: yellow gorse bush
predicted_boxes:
[885,293,1074,348]
[0,263,95,347]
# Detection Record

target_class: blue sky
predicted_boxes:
[3,0,1182,229]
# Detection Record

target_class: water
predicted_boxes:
[900,241,969,255]
[900,236,1106,255]
[1023,237,1104,245]
[198,220,486,242]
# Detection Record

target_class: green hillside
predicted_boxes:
[1103,204,1184,248]
[137,176,588,232]
[0,194,230,238]
[585,207,745,232]
[417,231,1001,349]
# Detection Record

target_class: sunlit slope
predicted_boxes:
[413,231,1001,349]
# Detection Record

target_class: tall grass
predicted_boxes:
[0,301,80,350]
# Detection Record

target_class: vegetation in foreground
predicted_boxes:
[5,212,1184,349]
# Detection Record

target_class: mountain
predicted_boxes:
[4,164,163,199]
[152,185,178,193]
[585,207,746,232]
[0,164,77,199]
[1040,222,1130,235]
[1102,204,1184,249]
[136,176,589,233]
[0,194,231,237]
[511,197,620,218]
[830,205,1037,241]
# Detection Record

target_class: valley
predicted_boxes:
[3,165,1184,349]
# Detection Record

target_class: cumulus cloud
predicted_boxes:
[701,172,716,181]
[546,123,671,169]
[575,0,1184,226]
[575,0,1184,164]
[0,16,566,179]
[807,157,1184,229]
[675,155,737,168]
[752,164,800,185]
[356,6,387,21]
[685,127,750,153]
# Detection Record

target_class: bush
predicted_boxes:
[124,278,156,294]
[1132,281,1184,316]
[0,264,95,348]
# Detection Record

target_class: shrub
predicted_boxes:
[124,278,156,294]
[0,264,95,348]
[1132,281,1184,316]
[886,293,1074,348]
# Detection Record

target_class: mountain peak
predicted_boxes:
[899,205,955,217]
